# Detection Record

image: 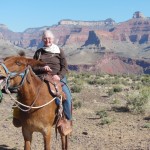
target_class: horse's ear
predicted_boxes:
[18,50,26,56]
[3,56,15,61]
[3,57,10,61]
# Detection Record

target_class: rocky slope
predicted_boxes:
[0,11,150,74]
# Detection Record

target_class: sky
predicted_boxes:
[0,0,150,32]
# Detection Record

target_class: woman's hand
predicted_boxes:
[52,75,60,81]
[43,65,52,72]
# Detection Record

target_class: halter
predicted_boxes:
[0,63,30,92]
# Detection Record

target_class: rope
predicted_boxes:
[13,81,45,112]
[7,90,60,112]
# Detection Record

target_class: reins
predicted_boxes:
[0,63,63,112]
[9,92,61,112]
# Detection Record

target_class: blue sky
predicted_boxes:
[0,0,149,32]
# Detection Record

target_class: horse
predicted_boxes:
[0,55,69,150]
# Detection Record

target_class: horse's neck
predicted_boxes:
[18,70,44,102]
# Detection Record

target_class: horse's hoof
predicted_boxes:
[13,118,22,127]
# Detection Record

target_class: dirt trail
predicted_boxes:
[0,89,150,150]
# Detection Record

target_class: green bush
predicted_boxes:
[73,101,82,109]
[141,76,150,86]
[107,86,122,96]
[96,110,108,118]
[87,78,107,85]
[113,86,122,92]
[107,89,114,96]
[111,78,120,84]
[142,123,150,128]
[70,85,82,93]
[100,117,112,125]
[126,87,150,114]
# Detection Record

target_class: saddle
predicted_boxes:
[42,74,66,101]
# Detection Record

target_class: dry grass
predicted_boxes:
[0,73,150,150]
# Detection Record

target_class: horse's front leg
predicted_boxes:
[22,127,32,150]
[43,127,51,150]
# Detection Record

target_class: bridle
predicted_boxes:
[0,63,30,92]
[0,63,62,112]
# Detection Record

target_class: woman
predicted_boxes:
[33,30,72,122]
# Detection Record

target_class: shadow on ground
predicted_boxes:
[0,145,16,150]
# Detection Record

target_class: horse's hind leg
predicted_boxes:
[61,135,68,150]
[22,128,32,150]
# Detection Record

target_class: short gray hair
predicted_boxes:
[42,30,55,39]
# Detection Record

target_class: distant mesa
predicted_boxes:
[58,18,116,26]
[0,24,8,29]
[133,11,145,19]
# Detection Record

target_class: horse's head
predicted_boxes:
[3,56,45,72]
[0,56,45,92]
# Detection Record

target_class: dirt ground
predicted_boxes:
[0,86,150,150]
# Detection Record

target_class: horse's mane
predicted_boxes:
[4,53,45,68]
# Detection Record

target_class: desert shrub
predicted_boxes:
[113,74,121,78]
[87,79,98,85]
[142,123,150,128]
[107,88,114,96]
[130,82,142,90]
[70,85,82,93]
[100,117,112,125]
[122,74,128,78]
[120,79,129,86]
[111,98,120,105]
[111,78,120,84]
[113,86,122,92]
[96,73,106,78]
[129,74,138,81]
[134,83,143,90]
[74,74,81,79]
[72,97,76,101]
[126,78,130,82]
[135,76,141,81]
[87,77,110,85]
[73,101,82,109]
[98,79,107,85]
[96,110,112,125]
[80,72,91,78]
[68,73,84,93]
[107,86,122,96]
[141,75,150,86]
[96,110,108,118]
[126,87,150,114]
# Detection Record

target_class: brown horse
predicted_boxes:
[0,56,69,150]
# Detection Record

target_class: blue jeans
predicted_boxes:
[56,76,72,120]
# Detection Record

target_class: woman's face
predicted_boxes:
[43,33,54,47]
